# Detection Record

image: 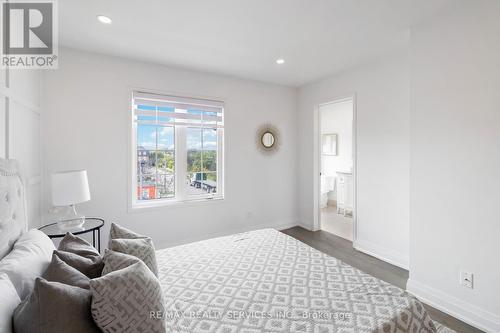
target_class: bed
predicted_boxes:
[1,157,438,333]
[156,229,437,333]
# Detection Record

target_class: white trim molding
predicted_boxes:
[0,86,40,114]
[298,221,315,231]
[353,238,409,270]
[407,279,500,333]
[313,94,358,236]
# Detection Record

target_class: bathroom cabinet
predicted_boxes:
[336,171,353,216]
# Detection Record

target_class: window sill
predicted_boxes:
[128,196,225,213]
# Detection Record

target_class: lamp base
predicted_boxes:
[57,205,85,230]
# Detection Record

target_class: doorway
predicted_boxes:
[318,97,355,241]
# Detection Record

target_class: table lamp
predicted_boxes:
[51,170,91,229]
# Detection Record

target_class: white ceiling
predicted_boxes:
[59,0,454,87]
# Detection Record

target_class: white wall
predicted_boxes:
[320,100,353,200]
[41,48,298,249]
[0,67,42,229]
[407,1,500,331]
[298,55,410,269]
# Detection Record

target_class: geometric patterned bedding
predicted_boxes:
[156,229,437,333]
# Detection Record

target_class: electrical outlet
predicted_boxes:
[460,271,473,289]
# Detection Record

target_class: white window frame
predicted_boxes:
[129,91,224,210]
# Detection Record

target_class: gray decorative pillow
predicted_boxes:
[90,261,165,333]
[56,232,104,278]
[13,278,100,333]
[42,253,90,289]
[54,250,103,279]
[109,222,145,241]
[59,232,101,259]
[109,238,158,276]
[101,249,140,276]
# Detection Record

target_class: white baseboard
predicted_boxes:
[157,220,300,249]
[353,238,409,270]
[297,221,314,231]
[407,279,500,333]
[296,220,320,231]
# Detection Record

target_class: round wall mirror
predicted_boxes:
[256,124,280,154]
[261,132,275,148]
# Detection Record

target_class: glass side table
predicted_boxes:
[39,218,105,253]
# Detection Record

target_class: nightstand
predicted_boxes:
[39,218,105,253]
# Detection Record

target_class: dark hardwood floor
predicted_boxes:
[281,227,483,333]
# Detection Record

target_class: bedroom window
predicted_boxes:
[131,91,224,207]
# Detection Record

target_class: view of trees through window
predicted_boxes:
[187,127,218,195]
[134,94,223,204]
[136,125,218,200]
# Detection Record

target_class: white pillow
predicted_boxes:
[0,229,55,300]
[0,273,21,333]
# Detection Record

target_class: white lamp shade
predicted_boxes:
[51,170,91,206]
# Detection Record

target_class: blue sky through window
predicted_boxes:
[137,105,217,151]
[187,128,217,151]
[137,125,174,150]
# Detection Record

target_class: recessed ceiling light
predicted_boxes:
[97,15,112,24]
[276,59,285,65]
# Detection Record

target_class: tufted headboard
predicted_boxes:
[0,158,27,260]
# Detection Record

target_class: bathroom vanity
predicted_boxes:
[336,171,353,216]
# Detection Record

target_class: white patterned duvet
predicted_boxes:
[156,229,436,333]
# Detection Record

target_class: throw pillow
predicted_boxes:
[13,278,100,333]
[101,249,141,276]
[109,237,158,276]
[59,232,100,259]
[53,250,103,279]
[109,222,145,241]
[55,232,103,278]
[90,261,165,333]
[42,252,90,289]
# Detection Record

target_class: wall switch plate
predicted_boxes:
[460,271,473,289]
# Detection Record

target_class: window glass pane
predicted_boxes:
[137,124,156,150]
[137,124,156,184]
[137,115,156,122]
[156,151,174,174]
[186,172,217,195]
[158,107,174,123]
[137,151,156,175]
[157,126,174,150]
[203,128,217,172]
[156,174,175,198]
[202,172,217,193]
[187,128,202,173]
[136,124,175,201]
[186,173,202,196]
[186,127,218,197]
[137,105,156,111]
[137,175,156,200]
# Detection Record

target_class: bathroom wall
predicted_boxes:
[320,99,353,200]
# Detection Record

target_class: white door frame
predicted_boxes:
[313,94,357,243]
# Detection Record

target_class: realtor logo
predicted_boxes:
[1,0,58,69]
